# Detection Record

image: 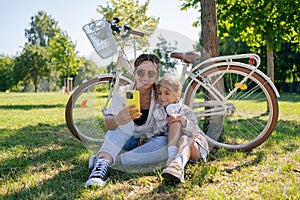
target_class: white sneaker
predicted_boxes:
[162,161,185,183]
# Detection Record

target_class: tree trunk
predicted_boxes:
[34,78,38,92]
[266,40,274,82]
[201,0,224,143]
[201,0,219,59]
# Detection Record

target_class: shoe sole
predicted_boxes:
[162,172,181,183]
[85,177,107,187]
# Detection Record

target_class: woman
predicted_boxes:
[86,53,168,187]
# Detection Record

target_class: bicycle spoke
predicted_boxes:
[185,65,278,151]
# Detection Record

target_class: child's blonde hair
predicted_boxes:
[157,75,182,97]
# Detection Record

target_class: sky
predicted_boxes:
[0,0,200,57]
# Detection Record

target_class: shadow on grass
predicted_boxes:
[0,123,90,199]
[1,118,299,199]
[0,104,66,110]
[264,119,300,151]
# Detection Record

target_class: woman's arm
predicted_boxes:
[104,115,118,130]
[104,105,141,130]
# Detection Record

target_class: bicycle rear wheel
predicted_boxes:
[65,75,132,143]
[184,65,279,151]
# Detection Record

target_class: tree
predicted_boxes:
[219,36,250,56]
[49,32,83,79]
[0,54,15,91]
[181,0,223,142]
[217,0,300,82]
[14,44,49,92]
[97,0,159,54]
[74,59,106,87]
[25,10,60,47]
[274,43,300,92]
[181,0,219,58]
[153,35,178,77]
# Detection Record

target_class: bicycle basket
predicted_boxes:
[82,19,118,59]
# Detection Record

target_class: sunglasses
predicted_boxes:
[136,69,157,79]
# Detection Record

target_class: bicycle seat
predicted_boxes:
[171,51,201,63]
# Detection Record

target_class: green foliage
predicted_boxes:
[216,0,300,81]
[219,36,250,55]
[14,44,50,92]
[7,10,85,92]
[0,54,15,91]
[74,59,106,87]
[25,10,60,47]
[217,0,300,51]
[274,43,300,91]
[97,0,159,49]
[182,0,300,84]
[153,35,178,76]
[48,32,83,78]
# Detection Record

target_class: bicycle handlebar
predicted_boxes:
[129,29,144,37]
[108,18,144,38]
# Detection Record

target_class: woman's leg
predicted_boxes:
[120,136,168,166]
[97,127,134,164]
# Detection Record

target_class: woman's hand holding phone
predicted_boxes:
[114,105,140,125]
[125,90,141,119]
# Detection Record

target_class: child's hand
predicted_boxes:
[138,135,147,146]
[168,114,182,125]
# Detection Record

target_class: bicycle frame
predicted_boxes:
[99,35,135,115]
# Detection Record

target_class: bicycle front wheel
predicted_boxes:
[65,75,132,143]
[184,65,279,151]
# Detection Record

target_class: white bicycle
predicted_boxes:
[65,18,279,151]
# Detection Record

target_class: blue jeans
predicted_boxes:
[98,127,168,166]
[120,135,168,165]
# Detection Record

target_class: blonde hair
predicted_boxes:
[157,75,182,97]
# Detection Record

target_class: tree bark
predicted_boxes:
[201,0,223,142]
[201,0,219,58]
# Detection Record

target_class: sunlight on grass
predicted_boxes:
[0,92,299,199]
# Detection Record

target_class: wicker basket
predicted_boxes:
[82,19,118,59]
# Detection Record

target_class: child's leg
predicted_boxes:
[191,135,209,162]
[161,135,192,183]
[189,142,201,161]
[167,121,181,164]
[174,135,193,168]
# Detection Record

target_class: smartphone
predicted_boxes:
[125,90,140,119]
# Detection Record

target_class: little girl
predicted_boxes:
[140,75,209,183]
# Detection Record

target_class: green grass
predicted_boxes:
[0,92,299,199]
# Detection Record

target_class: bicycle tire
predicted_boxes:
[184,65,279,151]
[65,75,132,142]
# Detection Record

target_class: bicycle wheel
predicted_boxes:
[65,75,132,143]
[184,65,279,151]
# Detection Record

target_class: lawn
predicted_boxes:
[0,92,299,199]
